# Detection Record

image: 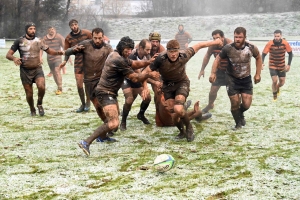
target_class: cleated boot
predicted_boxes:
[37,105,44,116]
[55,90,62,95]
[76,105,85,113]
[120,122,127,131]
[137,113,150,124]
[186,124,195,142]
[96,136,117,143]
[78,140,90,156]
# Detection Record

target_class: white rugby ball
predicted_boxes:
[153,154,175,172]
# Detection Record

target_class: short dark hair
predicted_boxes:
[47,26,55,30]
[166,39,180,50]
[92,28,104,36]
[69,19,78,26]
[212,29,224,37]
[178,24,184,29]
[139,39,150,49]
[274,30,282,34]
[116,36,135,54]
[234,27,247,37]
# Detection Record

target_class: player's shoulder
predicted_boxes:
[224,37,233,44]
[81,29,92,34]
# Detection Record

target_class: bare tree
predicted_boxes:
[103,0,130,16]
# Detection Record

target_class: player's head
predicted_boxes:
[234,27,246,48]
[92,28,104,47]
[166,39,180,62]
[69,19,79,33]
[212,29,224,40]
[116,36,135,58]
[138,39,151,57]
[25,22,36,38]
[47,26,56,36]
[149,32,161,51]
[273,30,282,42]
[178,24,184,32]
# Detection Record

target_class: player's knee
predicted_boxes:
[125,96,134,105]
[174,105,185,117]
[108,119,119,130]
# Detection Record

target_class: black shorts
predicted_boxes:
[226,74,253,96]
[121,78,142,90]
[48,61,61,71]
[162,80,190,100]
[20,66,44,85]
[269,68,286,77]
[212,69,227,86]
[95,92,118,107]
[85,79,99,100]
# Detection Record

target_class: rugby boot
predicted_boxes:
[78,140,90,156]
[183,100,192,111]
[120,122,127,131]
[234,121,243,130]
[96,136,117,143]
[84,101,90,112]
[186,123,195,142]
[76,104,85,113]
[175,120,186,139]
[137,113,150,124]
[30,109,36,116]
[202,104,214,114]
[37,105,44,116]
[201,112,212,121]
[55,89,62,95]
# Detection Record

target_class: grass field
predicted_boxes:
[1,40,300,199]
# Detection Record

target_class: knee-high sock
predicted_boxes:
[121,104,131,123]
[231,109,241,125]
[138,101,150,115]
[78,87,85,105]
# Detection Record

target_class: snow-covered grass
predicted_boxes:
[1,12,300,199]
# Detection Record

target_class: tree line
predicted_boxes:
[1,0,299,38]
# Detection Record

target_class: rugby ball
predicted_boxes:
[153,154,175,172]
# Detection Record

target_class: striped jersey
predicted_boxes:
[43,33,65,63]
[262,39,292,70]
[175,31,192,50]
[206,37,232,70]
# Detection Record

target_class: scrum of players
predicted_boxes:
[6,19,292,156]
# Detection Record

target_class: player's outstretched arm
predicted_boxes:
[192,38,223,53]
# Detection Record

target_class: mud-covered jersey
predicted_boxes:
[65,29,92,68]
[219,42,260,79]
[43,33,64,63]
[66,40,113,82]
[10,36,49,69]
[206,37,232,70]
[150,47,195,83]
[95,51,134,96]
[262,39,292,70]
